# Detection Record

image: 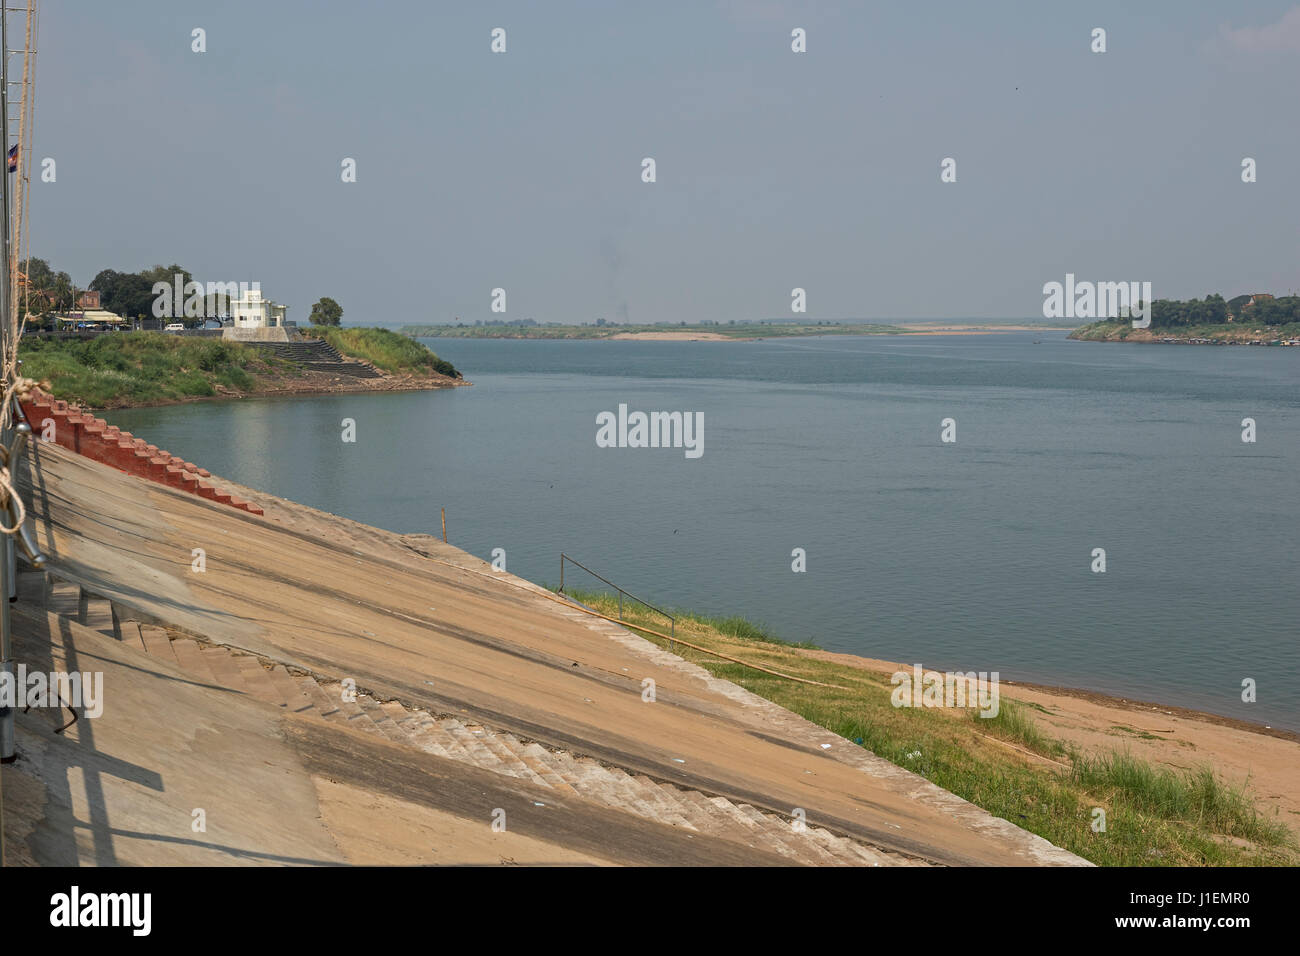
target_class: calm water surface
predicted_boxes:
[106,332,1300,730]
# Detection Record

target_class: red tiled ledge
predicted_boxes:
[18,392,264,516]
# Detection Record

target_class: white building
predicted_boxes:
[230,287,288,329]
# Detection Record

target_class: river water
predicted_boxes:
[106,331,1300,730]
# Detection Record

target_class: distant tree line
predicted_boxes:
[21,259,200,322]
[20,257,348,330]
[1225,295,1300,327]
[1113,293,1300,328]
[88,264,194,320]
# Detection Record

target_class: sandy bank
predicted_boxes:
[895,324,1072,335]
[796,648,1300,823]
[607,331,733,341]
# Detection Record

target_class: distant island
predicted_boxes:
[1070,293,1300,345]
[398,320,1067,341]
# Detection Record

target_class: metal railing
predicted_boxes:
[558,552,674,642]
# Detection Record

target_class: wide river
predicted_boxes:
[107,332,1300,730]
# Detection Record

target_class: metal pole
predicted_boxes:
[0,0,13,873]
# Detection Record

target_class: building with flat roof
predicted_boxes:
[231,286,288,329]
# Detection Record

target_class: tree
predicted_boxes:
[112,273,155,320]
[20,257,73,320]
[89,268,124,312]
[309,297,343,326]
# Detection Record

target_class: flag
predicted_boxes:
[6,144,16,173]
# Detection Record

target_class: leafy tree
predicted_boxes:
[88,268,124,311]
[89,265,189,319]
[20,257,73,319]
[139,264,192,290]
[112,273,156,319]
[309,297,343,326]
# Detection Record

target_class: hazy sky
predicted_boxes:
[28,1,1300,324]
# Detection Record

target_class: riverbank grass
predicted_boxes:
[307,326,460,377]
[559,587,1295,867]
[18,333,273,407]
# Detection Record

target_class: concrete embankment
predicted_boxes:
[4,439,1088,866]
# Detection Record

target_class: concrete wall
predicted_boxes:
[223,327,291,343]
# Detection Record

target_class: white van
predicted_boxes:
[163,323,185,333]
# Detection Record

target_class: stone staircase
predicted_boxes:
[247,339,382,379]
[19,568,921,866]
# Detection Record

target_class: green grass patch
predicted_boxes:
[561,586,817,648]
[558,587,1296,866]
[18,332,271,408]
[307,326,461,378]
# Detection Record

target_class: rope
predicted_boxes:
[0,378,43,534]
[402,544,849,689]
[551,599,851,690]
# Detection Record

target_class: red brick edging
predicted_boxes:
[19,392,264,516]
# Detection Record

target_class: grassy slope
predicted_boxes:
[307,326,461,376]
[560,587,1296,867]
[19,328,462,408]
[18,333,275,407]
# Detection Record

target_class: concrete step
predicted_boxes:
[233,655,285,705]
[316,681,387,737]
[440,718,499,766]
[355,695,411,743]
[512,742,580,796]
[678,789,765,849]
[201,645,249,693]
[629,773,697,830]
[139,624,178,663]
[377,701,438,748]
[805,825,881,866]
[17,571,46,606]
[48,579,79,617]
[406,717,475,762]
[80,595,116,639]
[547,751,627,809]
[490,733,563,788]
[117,620,147,653]
[170,638,217,682]
[461,722,537,780]
[734,802,839,865]
[268,664,316,714]
[297,674,342,719]
[707,797,802,862]
[594,766,665,821]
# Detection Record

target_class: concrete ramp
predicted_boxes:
[10,441,1088,866]
[5,604,779,866]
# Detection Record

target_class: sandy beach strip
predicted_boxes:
[796,647,1300,824]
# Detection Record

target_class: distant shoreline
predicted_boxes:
[95,373,466,412]
[402,323,1071,342]
[1069,321,1300,346]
